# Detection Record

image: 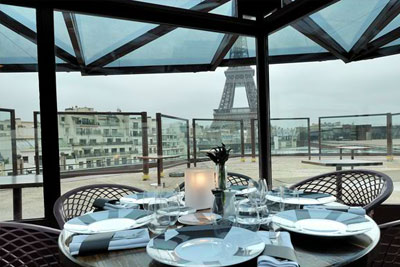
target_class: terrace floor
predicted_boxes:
[1,155,400,221]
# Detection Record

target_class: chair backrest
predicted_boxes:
[179,172,253,190]
[53,183,144,229]
[368,220,400,267]
[0,222,60,266]
[289,169,393,212]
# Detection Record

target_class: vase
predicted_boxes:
[215,164,227,190]
[211,189,236,220]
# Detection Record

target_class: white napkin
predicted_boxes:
[303,205,366,216]
[258,256,299,267]
[69,228,150,256]
[257,231,299,267]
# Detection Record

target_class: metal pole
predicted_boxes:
[387,113,393,161]
[156,113,163,177]
[255,31,272,189]
[307,118,311,160]
[193,119,197,167]
[36,7,61,226]
[251,118,256,162]
[33,112,40,174]
[10,109,17,175]
[240,120,245,162]
[141,112,149,180]
[318,117,322,160]
[186,120,190,168]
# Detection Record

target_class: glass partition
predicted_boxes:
[319,114,388,156]
[0,109,15,176]
[158,114,189,164]
[392,113,400,155]
[192,119,243,163]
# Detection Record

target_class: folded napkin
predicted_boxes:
[93,198,139,211]
[257,231,299,267]
[69,228,150,256]
[303,205,366,216]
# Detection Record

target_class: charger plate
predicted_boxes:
[64,209,152,234]
[272,209,373,237]
[147,225,265,267]
[266,191,336,205]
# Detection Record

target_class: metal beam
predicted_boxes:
[36,7,61,227]
[0,10,78,66]
[62,12,86,70]
[291,17,350,63]
[87,0,230,69]
[352,27,400,61]
[356,44,400,61]
[0,0,258,36]
[0,63,79,72]
[210,35,239,71]
[265,0,339,34]
[349,0,400,59]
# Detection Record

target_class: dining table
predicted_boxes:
[301,159,383,171]
[58,212,380,267]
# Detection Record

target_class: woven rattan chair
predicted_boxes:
[368,219,400,266]
[0,222,60,266]
[54,183,144,229]
[179,172,253,190]
[289,169,393,212]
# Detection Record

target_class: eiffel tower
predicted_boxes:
[213,37,258,126]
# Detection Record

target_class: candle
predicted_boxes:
[185,168,215,210]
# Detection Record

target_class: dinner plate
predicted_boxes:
[64,209,152,234]
[266,191,336,205]
[120,191,177,205]
[178,213,222,226]
[272,209,373,237]
[147,225,265,266]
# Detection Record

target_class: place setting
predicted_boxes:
[59,144,379,267]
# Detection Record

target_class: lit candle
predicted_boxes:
[185,168,215,210]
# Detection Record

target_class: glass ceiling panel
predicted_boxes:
[134,0,234,16]
[310,0,389,51]
[54,12,75,56]
[383,38,400,48]
[106,28,225,67]
[0,24,37,64]
[372,14,400,41]
[0,5,75,56]
[269,26,327,56]
[224,37,255,59]
[75,14,158,64]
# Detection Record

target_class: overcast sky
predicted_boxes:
[1,53,400,125]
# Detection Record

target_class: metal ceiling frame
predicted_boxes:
[0,9,78,65]
[0,0,399,74]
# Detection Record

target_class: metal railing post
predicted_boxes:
[240,120,245,162]
[33,112,40,174]
[141,112,149,180]
[193,119,197,167]
[251,118,256,162]
[10,109,17,175]
[318,117,322,160]
[156,113,163,177]
[387,113,393,161]
[307,118,311,160]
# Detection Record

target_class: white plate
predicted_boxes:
[266,193,336,205]
[64,209,152,234]
[178,213,221,226]
[147,225,265,266]
[272,209,373,237]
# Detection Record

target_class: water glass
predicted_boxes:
[234,200,260,232]
[147,192,171,235]
[165,191,181,226]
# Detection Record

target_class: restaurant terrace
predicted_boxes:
[1,0,400,266]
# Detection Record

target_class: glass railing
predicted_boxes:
[0,108,16,176]
[319,113,388,156]
[192,118,243,165]
[249,118,311,158]
[156,113,190,171]
[392,113,400,155]
[34,111,151,175]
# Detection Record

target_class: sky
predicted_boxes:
[1,53,400,125]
